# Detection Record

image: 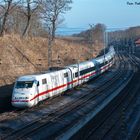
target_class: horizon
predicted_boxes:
[56,25,140,36]
[57,0,140,35]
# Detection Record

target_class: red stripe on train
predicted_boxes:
[29,71,97,102]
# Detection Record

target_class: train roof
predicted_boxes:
[67,60,95,69]
[16,67,68,81]
[17,75,38,81]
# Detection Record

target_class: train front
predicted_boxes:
[11,76,38,108]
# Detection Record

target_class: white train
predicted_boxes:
[12,46,115,108]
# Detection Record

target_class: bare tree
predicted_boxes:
[5,3,44,36]
[9,5,25,34]
[41,0,72,41]
[40,0,72,68]
[0,0,20,36]
[21,0,40,37]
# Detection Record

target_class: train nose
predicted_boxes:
[11,92,31,108]
[11,98,33,108]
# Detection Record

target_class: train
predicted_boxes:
[11,46,115,108]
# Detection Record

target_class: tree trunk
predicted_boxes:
[0,12,8,36]
[0,1,12,36]
[51,20,56,41]
[22,16,31,37]
[22,0,31,37]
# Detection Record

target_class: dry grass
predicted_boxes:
[0,34,103,86]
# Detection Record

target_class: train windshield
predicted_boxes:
[15,81,34,88]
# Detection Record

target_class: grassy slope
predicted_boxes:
[0,35,102,86]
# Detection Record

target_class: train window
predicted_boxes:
[80,66,95,76]
[37,81,39,86]
[34,80,39,86]
[110,58,113,62]
[42,79,47,84]
[105,61,108,64]
[16,81,33,88]
[99,63,104,67]
[64,73,68,78]
[75,72,78,77]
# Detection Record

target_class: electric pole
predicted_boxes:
[48,27,53,70]
[103,28,106,63]
[89,24,94,58]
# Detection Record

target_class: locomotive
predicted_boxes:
[12,46,115,108]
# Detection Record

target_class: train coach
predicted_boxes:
[11,46,115,108]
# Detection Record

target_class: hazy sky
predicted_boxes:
[58,0,140,34]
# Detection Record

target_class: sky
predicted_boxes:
[57,0,140,35]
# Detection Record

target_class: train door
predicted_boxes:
[67,68,73,89]
[63,71,68,90]
[51,74,59,96]
[33,80,40,105]
[54,75,59,95]
[94,60,100,75]
[40,78,48,100]
[73,67,79,87]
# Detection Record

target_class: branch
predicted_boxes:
[0,4,6,10]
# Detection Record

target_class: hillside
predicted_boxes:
[0,35,102,86]
[108,26,140,46]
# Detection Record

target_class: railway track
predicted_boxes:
[134,125,140,140]
[73,52,139,140]
[102,56,140,140]
[0,53,134,140]
[90,71,140,140]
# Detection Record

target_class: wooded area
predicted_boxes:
[108,26,140,47]
[0,0,72,38]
